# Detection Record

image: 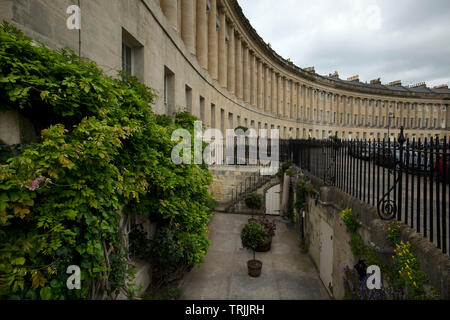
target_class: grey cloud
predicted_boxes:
[238,0,450,87]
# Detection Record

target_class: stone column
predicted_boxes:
[271,70,276,114]
[181,0,196,54]
[250,53,255,106]
[227,23,235,94]
[277,75,282,116]
[218,10,227,87]
[290,81,294,118]
[161,0,178,30]
[256,59,262,109]
[196,0,208,69]
[235,35,243,99]
[264,66,269,112]
[243,45,249,103]
[208,0,218,79]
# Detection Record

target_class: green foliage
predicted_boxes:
[235,126,249,133]
[0,22,212,299]
[387,221,401,245]
[390,241,429,299]
[349,233,383,268]
[295,178,312,214]
[340,208,360,233]
[150,226,209,284]
[241,222,268,252]
[244,193,262,211]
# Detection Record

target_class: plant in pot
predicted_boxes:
[248,216,276,252]
[245,192,262,218]
[241,221,269,277]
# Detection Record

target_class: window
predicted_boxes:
[411,104,415,110]
[313,109,316,121]
[417,118,422,128]
[211,104,216,128]
[442,119,446,129]
[122,43,132,75]
[326,111,330,123]
[433,118,437,128]
[340,96,343,103]
[200,96,205,122]
[410,118,414,128]
[333,112,336,123]
[403,117,406,127]
[382,116,385,126]
[320,110,323,122]
[375,116,378,126]
[220,109,225,133]
[347,113,350,125]
[122,28,144,81]
[164,66,175,114]
[353,114,357,125]
[340,113,343,124]
[425,118,429,128]
[433,104,438,112]
[361,115,365,126]
[426,104,430,112]
[368,115,371,126]
[228,113,233,129]
[185,85,193,113]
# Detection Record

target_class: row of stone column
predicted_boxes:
[158,1,448,128]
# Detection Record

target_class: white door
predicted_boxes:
[319,219,334,294]
[265,184,280,216]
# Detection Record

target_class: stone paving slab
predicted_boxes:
[180,213,329,300]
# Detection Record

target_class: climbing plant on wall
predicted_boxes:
[0,22,213,300]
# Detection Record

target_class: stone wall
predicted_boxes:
[301,174,450,299]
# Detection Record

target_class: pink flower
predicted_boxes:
[28,177,46,191]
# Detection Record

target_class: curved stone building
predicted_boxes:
[1,0,449,141]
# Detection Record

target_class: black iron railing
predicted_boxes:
[283,128,449,258]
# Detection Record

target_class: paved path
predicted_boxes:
[180,213,329,300]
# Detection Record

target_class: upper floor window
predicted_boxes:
[122,43,133,75]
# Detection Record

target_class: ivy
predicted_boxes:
[0,22,213,299]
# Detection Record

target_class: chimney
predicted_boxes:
[388,80,402,87]
[370,78,381,85]
[433,84,449,89]
[347,75,359,82]
[409,82,427,89]
[329,71,339,79]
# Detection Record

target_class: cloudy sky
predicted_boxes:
[237,0,450,88]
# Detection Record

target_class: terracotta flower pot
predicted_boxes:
[255,236,272,252]
[247,260,263,277]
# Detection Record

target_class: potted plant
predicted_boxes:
[241,221,268,277]
[245,192,262,218]
[248,216,276,252]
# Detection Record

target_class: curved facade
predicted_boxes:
[2,0,449,140]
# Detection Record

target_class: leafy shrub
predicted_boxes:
[235,126,249,133]
[245,193,262,211]
[387,221,401,245]
[340,208,359,233]
[248,217,276,237]
[390,241,429,299]
[0,22,212,299]
[241,222,268,260]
